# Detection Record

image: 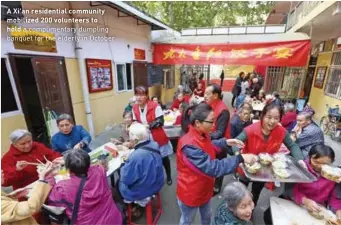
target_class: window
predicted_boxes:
[115,63,133,92]
[325,52,341,99]
[1,58,19,113]
[163,66,175,89]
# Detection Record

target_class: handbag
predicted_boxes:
[43,176,87,225]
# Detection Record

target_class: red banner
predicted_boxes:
[153,40,310,66]
[134,48,146,60]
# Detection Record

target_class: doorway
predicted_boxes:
[9,54,74,146]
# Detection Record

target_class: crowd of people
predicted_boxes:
[1,70,339,225]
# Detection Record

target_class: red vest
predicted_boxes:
[237,121,286,176]
[133,101,169,146]
[210,99,231,139]
[176,126,216,207]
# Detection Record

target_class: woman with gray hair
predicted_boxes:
[1,129,61,191]
[51,114,92,154]
[118,123,164,205]
[214,182,254,225]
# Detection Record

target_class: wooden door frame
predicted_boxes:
[8,53,75,121]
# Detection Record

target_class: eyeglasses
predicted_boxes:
[203,120,214,124]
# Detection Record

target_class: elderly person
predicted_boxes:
[133,86,173,185]
[48,150,122,225]
[281,103,297,131]
[1,129,61,190]
[111,111,134,148]
[293,112,324,159]
[250,77,262,98]
[119,123,164,204]
[230,104,253,139]
[1,164,54,225]
[174,85,185,100]
[214,182,254,225]
[171,92,190,111]
[51,114,92,154]
[124,97,136,112]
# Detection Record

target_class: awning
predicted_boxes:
[153,40,311,67]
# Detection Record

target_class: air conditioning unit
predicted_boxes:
[333,1,341,16]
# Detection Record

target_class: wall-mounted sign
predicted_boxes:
[314,66,327,89]
[8,25,57,53]
[85,59,113,93]
[134,48,146,60]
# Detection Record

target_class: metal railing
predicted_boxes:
[181,24,286,36]
[287,1,323,31]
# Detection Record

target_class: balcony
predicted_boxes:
[286,1,323,31]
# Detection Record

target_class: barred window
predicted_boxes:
[324,52,341,99]
[163,66,175,89]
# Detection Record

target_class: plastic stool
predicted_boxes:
[127,193,162,225]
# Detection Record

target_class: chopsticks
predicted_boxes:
[25,162,41,166]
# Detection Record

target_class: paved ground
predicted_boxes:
[156,92,341,225]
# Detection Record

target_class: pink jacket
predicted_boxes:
[292,160,341,211]
[48,165,122,225]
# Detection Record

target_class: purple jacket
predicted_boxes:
[48,165,122,225]
[292,160,340,210]
[329,184,341,212]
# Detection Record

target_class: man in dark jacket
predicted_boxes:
[231,72,245,107]
[230,105,253,139]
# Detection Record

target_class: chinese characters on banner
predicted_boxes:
[153,40,310,66]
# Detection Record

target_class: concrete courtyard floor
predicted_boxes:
[156,92,341,225]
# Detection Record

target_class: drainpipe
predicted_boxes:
[69,2,95,137]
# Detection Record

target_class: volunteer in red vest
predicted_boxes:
[234,103,305,205]
[171,92,189,111]
[198,73,206,92]
[204,83,231,195]
[132,85,173,185]
[177,102,257,225]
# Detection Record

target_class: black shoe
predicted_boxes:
[167,177,172,186]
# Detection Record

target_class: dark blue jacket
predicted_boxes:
[230,114,252,138]
[51,125,92,153]
[182,138,244,178]
[119,140,164,201]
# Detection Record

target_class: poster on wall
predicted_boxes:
[134,48,146,60]
[314,66,327,89]
[85,59,113,93]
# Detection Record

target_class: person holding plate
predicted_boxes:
[233,103,305,206]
